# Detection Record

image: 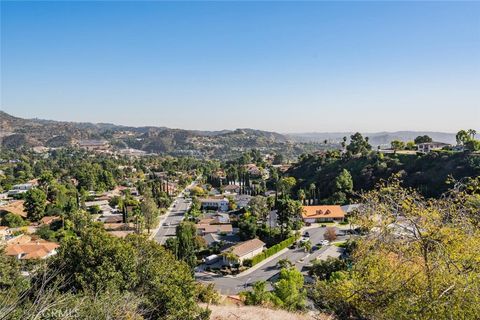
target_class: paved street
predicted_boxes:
[195,226,350,294]
[152,185,194,244]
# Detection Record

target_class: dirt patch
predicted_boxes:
[206,304,333,320]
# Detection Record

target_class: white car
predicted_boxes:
[320,240,330,246]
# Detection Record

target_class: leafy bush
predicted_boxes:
[250,235,298,266]
[1,212,27,227]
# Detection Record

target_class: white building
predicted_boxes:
[201,198,229,211]
[8,183,33,196]
[417,142,451,153]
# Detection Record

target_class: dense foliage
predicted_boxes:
[309,177,480,319]
[289,150,480,203]
[0,228,211,320]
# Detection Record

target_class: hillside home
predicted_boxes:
[302,205,346,223]
[417,142,451,153]
[78,139,109,151]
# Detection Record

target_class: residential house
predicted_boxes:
[85,200,114,215]
[235,194,252,209]
[417,142,451,153]
[118,148,147,157]
[8,183,33,196]
[200,197,229,211]
[202,233,240,249]
[302,205,346,223]
[5,235,59,260]
[99,214,124,223]
[196,223,233,236]
[200,212,230,224]
[222,184,240,195]
[78,139,110,151]
[0,200,28,218]
[222,238,266,265]
[245,164,262,177]
[40,216,61,226]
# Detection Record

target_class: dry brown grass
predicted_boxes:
[204,304,334,320]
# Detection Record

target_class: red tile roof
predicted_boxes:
[302,205,345,219]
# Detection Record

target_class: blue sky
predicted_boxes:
[1,1,479,132]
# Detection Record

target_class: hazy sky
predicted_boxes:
[1,1,479,133]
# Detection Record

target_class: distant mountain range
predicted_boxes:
[286,131,457,146]
[0,111,293,159]
[0,111,459,157]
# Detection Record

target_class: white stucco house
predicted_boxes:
[201,197,229,211]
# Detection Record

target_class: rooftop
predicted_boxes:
[225,238,265,258]
[0,200,27,218]
[302,205,345,219]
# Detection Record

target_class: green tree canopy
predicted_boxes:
[414,135,433,144]
[346,133,372,156]
[24,188,47,221]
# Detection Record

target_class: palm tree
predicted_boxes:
[468,129,477,140]
[300,239,312,253]
[309,183,316,205]
[297,189,306,205]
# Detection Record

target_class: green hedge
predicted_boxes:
[246,235,299,267]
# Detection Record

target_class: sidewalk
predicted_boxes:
[227,247,290,278]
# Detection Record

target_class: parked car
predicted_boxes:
[163,222,170,226]
[320,240,330,246]
[204,254,220,265]
[321,224,327,227]
[304,231,310,237]
[312,245,320,251]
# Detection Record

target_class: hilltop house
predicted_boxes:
[302,205,346,223]
[417,142,451,153]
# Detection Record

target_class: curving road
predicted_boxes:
[195,226,349,294]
